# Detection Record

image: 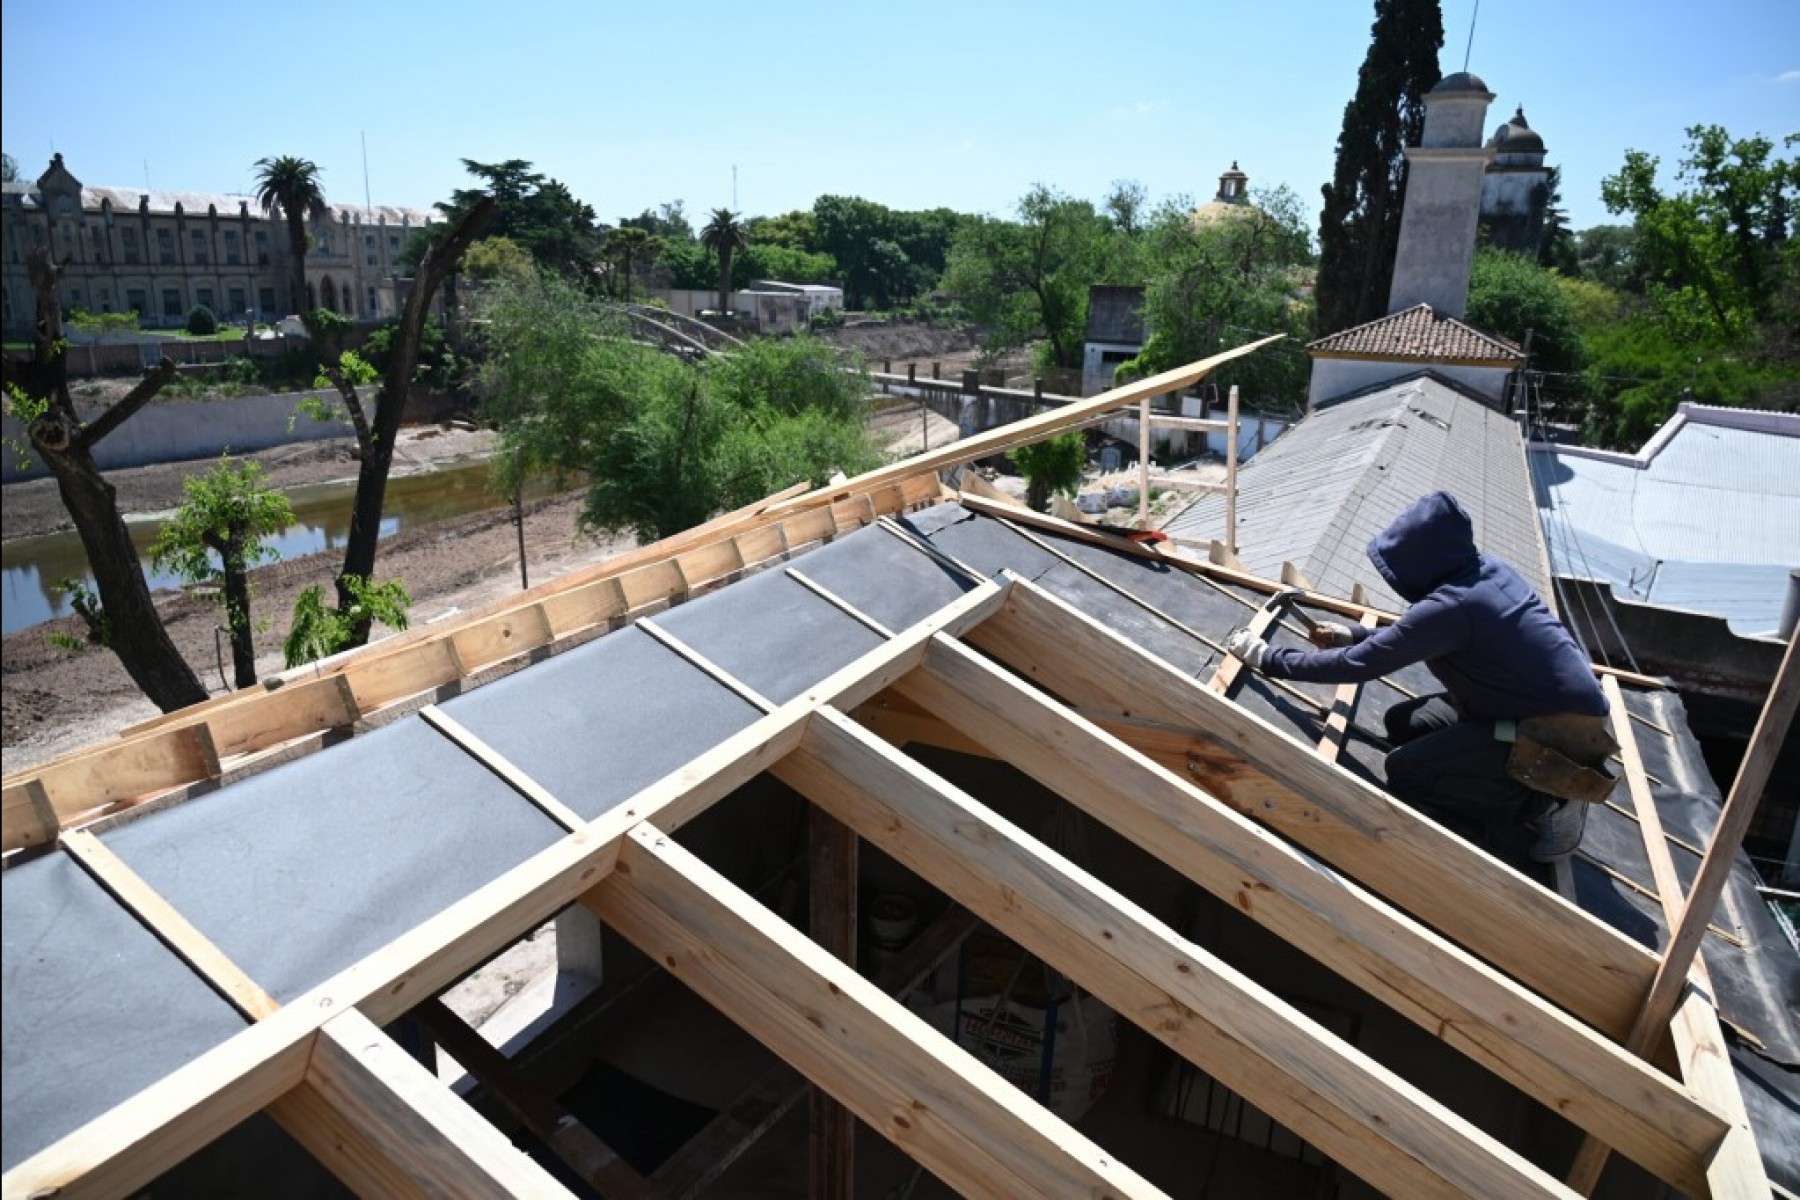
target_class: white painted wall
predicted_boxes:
[1307,360,1510,410]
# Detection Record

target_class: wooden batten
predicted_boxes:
[539,574,629,638]
[450,604,555,674]
[206,674,359,760]
[2,724,222,852]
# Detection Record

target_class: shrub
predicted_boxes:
[186,305,218,336]
[1011,431,1087,511]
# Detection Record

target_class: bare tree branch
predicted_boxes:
[323,364,375,451]
[80,358,177,448]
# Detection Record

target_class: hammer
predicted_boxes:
[1262,586,1326,640]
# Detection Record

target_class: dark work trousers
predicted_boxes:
[1382,694,1552,850]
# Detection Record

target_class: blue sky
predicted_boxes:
[4,1,1794,238]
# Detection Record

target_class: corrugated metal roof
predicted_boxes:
[1164,375,1548,609]
[1530,405,1800,636]
[1307,304,1524,363]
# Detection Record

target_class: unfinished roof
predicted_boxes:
[1163,373,1553,609]
[3,345,1794,1198]
[1308,304,1525,364]
[1530,404,1800,638]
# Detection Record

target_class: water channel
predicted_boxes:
[1,460,537,636]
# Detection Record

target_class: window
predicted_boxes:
[228,287,246,315]
[121,228,140,264]
[127,289,147,317]
[162,288,182,318]
[191,229,209,265]
[258,286,276,315]
[197,287,216,311]
[91,224,108,264]
[367,286,378,315]
[365,234,376,266]
[99,288,112,312]
[255,231,270,264]
[388,235,399,252]
[157,229,175,264]
[69,288,83,307]
[224,231,241,265]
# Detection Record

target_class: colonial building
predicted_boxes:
[1,154,438,338]
[1480,107,1553,256]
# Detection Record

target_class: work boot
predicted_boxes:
[1528,799,1587,863]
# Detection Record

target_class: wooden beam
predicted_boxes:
[1316,614,1381,760]
[896,639,1723,1194]
[584,825,1162,1199]
[412,999,648,1199]
[969,579,1659,1038]
[270,1008,575,1199]
[646,905,979,1200]
[776,711,1575,1200]
[1206,591,1283,697]
[808,808,857,1200]
[3,723,221,851]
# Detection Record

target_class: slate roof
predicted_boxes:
[1529,404,1800,637]
[1307,304,1524,364]
[1163,373,1550,610]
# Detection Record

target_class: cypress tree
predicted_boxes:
[1314,0,1444,335]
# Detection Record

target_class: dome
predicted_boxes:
[1489,106,1545,154]
[1430,70,1490,95]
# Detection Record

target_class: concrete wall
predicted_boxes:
[1387,150,1492,317]
[3,388,360,482]
[1309,359,1508,409]
[652,289,723,318]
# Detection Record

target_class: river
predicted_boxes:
[1,460,542,636]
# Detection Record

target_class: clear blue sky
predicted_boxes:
[4,0,1794,238]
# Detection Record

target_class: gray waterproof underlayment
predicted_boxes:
[2,503,1792,1186]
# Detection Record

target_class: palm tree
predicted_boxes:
[700,208,749,315]
[253,155,328,316]
[605,226,658,300]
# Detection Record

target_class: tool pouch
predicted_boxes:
[1499,714,1620,804]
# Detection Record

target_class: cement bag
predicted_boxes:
[919,992,1119,1122]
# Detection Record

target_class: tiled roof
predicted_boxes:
[1164,374,1548,610]
[1308,304,1524,363]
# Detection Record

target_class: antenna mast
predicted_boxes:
[1462,0,1481,71]
[361,131,373,211]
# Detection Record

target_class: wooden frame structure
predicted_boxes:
[3,341,1784,1199]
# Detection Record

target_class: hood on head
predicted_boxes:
[1366,491,1480,601]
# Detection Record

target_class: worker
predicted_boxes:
[1223,490,1616,863]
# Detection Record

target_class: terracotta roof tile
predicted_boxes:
[1307,304,1524,363]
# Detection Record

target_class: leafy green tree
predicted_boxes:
[426,159,602,282]
[811,196,968,309]
[1601,125,1797,341]
[186,305,218,336]
[741,242,838,286]
[253,155,328,316]
[476,272,878,542]
[700,208,749,313]
[1537,166,1578,274]
[285,576,411,668]
[13,248,205,710]
[1104,180,1149,235]
[1127,188,1314,405]
[1573,225,1642,291]
[461,236,537,287]
[1314,0,1443,334]
[746,210,819,251]
[1011,432,1087,511]
[942,186,1125,369]
[1465,247,1587,420]
[603,226,659,299]
[149,458,294,688]
[621,200,693,242]
[67,308,142,344]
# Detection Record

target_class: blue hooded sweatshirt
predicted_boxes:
[1261,491,1608,721]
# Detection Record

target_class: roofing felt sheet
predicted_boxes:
[778,525,975,633]
[2,852,249,1170]
[100,718,568,1003]
[439,625,763,821]
[650,567,886,706]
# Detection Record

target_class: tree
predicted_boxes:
[603,226,658,299]
[1011,432,1087,511]
[621,200,693,242]
[12,248,206,710]
[67,308,142,344]
[700,208,749,314]
[150,458,294,689]
[476,272,878,542]
[460,236,536,287]
[1314,0,1443,335]
[253,155,328,316]
[811,196,968,310]
[1537,166,1578,275]
[1105,180,1149,235]
[1464,247,1586,420]
[1,152,18,183]
[1128,188,1315,405]
[941,186,1122,369]
[317,194,498,644]
[425,160,603,282]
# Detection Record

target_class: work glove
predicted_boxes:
[1224,627,1268,671]
[1309,621,1355,649]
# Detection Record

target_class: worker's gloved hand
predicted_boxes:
[1224,628,1269,671]
[1308,621,1355,649]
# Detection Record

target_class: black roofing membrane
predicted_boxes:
[101,718,567,1003]
[782,524,975,632]
[3,852,248,1170]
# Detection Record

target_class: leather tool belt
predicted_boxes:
[1494,713,1620,804]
